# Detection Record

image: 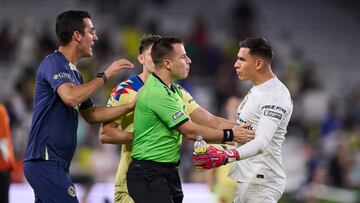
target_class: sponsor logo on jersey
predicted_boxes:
[261,105,286,114]
[236,117,253,130]
[53,72,71,80]
[264,110,282,120]
[172,111,185,120]
[67,186,76,197]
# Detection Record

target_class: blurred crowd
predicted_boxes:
[0,0,359,202]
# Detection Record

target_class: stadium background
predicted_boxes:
[0,0,359,202]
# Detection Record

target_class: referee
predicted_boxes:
[127,37,255,203]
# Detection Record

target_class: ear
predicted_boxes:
[73,31,82,43]
[255,59,264,70]
[137,54,144,64]
[163,59,172,70]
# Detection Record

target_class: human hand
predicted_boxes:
[232,123,255,144]
[192,146,239,170]
[104,59,134,79]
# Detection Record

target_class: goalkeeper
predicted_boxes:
[193,37,293,203]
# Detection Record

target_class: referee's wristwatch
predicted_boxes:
[96,72,107,84]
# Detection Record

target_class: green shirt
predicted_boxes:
[132,74,189,163]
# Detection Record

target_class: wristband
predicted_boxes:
[96,72,107,84]
[223,129,234,142]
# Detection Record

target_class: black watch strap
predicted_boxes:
[96,72,107,84]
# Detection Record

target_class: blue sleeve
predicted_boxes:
[77,72,94,110]
[41,58,73,93]
[79,98,94,110]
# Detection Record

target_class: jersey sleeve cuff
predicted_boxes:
[170,117,189,129]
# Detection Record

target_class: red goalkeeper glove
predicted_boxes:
[192,146,240,170]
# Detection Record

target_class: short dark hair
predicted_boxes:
[56,10,91,46]
[239,37,274,62]
[139,34,162,54]
[151,37,183,66]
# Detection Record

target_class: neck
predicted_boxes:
[253,67,275,85]
[138,69,151,82]
[154,67,173,87]
[58,44,80,65]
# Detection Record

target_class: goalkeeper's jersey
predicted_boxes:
[229,77,293,185]
[107,74,199,193]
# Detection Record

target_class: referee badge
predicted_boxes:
[67,186,77,197]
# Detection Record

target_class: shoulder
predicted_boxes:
[38,52,68,74]
[113,75,143,92]
[109,75,141,103]
[259,91,292,117]
[176,84,187,92]
[143,76,167,95]
[40,52,62,66]
[176,84,191,96]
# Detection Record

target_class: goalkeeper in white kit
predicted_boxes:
[193,37,293,203]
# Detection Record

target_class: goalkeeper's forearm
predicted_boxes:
[237,116,278,159]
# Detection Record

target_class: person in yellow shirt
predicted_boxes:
[99,34,254,203]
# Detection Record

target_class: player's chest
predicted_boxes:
[235,91,260,129]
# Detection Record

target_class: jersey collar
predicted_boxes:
[152,73,176,93]
[55,50,78,72]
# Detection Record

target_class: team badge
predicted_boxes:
[67,186,76,197]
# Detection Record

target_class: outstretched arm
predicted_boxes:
[190,106,235,129]
[80,102,134,125]
[176,120,254,144]
[57,59,133,107]
[193,117,278,170]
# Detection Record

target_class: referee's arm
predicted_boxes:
[189,106,235,129]
[177,120,254,144]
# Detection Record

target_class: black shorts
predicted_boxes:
[127,159,183,203]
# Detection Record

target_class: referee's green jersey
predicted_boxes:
[132,73,189,163]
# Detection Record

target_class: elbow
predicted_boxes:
[62,97,81,108]
[181,128,197,140]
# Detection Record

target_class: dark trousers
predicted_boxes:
[127,159,183,203]
[0,171,10,203]
[24,160,79,203]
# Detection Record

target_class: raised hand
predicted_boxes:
[104,59,134,79]
[232,123,255,144]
